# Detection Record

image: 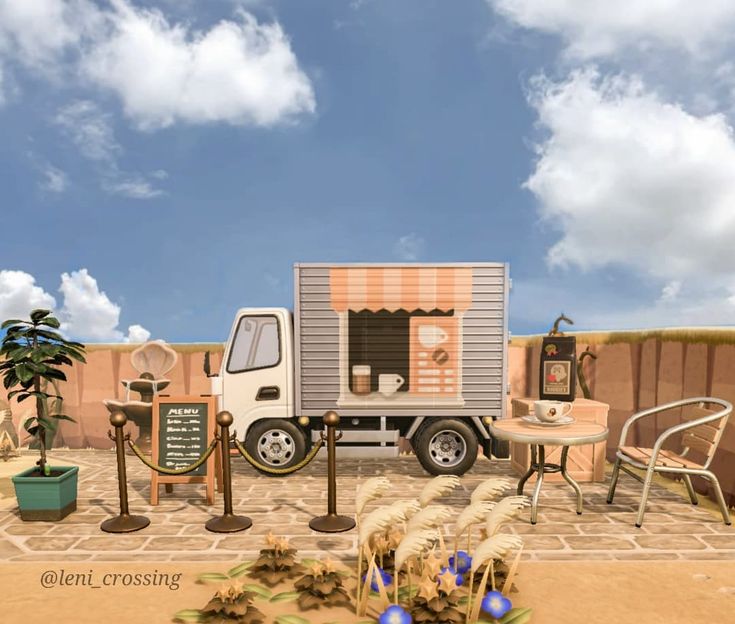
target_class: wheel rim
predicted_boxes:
[427,429,467,468]
[257,429,295,466]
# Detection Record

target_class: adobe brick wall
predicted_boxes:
[6,345,224,451]
[5,334,735,505]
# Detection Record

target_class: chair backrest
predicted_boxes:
[681,403,729,463]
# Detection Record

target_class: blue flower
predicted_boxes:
[448,550,473,575]
[439,565,464,586]
[363,566,393,592]
[379,604,412,624]
[482,590,512,619]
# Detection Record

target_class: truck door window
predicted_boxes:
[227,315,281,373]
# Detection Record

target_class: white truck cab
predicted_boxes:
[219,308,294,429]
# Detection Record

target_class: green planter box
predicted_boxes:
[11,465,79,521]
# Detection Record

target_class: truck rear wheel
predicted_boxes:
[413,418,478,476]
[244,419,307,476]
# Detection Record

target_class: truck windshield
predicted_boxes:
[227,315,281,373]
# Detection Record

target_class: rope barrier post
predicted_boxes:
[206,410,252,533]
[101,409,150,533]
[309,410,355,533]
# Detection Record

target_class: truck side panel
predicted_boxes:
[294,263,507,419]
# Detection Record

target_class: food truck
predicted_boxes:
[206,263,510,475]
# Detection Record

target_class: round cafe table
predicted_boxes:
[488,419,609,524]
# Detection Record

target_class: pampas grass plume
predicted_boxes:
[394,528,439,573]
[419,475,460,507]
[455,501,495,538]
[485,496,529,536]
[359,505,400,546]
[355,477,391,517]
[470,477,511,505]
[389,499,421,520]
[471,534,523,572]
[406,505,453,533]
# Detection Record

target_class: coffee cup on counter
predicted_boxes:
[378,373,405,397]
[534,400,573,422]
[352,365,371,395]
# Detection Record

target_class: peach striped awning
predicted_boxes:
[330,267,473,312]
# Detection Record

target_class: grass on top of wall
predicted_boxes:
[511,327,735,348]
[85,343,225,353]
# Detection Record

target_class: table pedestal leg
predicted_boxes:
[531,445,545,525]
[561,446,583,515]
[517,444,537,495]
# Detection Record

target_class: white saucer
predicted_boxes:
[521,415,575,427]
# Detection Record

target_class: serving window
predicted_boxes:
[330,267,472,407]
[347,309,454,396]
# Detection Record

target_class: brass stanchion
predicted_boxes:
[101,409,150,533]
[206,411,252,533]
[309,411,355,533]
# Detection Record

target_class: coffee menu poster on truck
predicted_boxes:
[150,395,219,505]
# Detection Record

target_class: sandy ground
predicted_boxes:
[2,560,734,624]
[0,455,40,498]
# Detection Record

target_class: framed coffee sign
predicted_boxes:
[539,336,577,402]
[151,395,220,505]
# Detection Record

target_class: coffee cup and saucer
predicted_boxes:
[521,400,575,427]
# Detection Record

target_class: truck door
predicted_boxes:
[222,309,293,436]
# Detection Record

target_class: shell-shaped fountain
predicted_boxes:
[105,340,179,452]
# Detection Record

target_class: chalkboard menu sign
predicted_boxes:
[150,395,220,505]
[158,401,208,476]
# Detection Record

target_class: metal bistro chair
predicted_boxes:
[607,397,732,527]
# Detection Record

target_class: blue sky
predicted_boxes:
[1,1,735,342]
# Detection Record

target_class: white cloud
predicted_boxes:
[0,268,151,341]
[0,1,314,129]
[57,268,150,342]
[40,165,69,193]
[0,0,100,71]
[1,1,314,198]
[488,0,735,60]
[512,276,735,331]
[264,272,281,290]
[585,288,735,329]
[54,100,164,198]
[124,324,151,343]
[81,1,315,129]
[104,176,164,199]
[55,100,120,163]
[659,280,682,303]
[524,68,735,324]
[0,270,56,321]
[393,233,425,261]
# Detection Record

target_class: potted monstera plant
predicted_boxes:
[1,309,86,521]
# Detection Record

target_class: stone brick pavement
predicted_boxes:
[1,450,733,562]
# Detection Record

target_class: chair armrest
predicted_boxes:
[617,407,659,448]
[616,397,732,450]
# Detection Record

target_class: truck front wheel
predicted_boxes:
[244,419,307,476]
[413,418,478,476]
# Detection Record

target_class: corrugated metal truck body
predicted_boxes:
[294,263,509,421]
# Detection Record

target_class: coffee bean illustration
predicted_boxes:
[432,348,449,365]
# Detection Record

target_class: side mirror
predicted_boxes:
[203,351,211,377]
